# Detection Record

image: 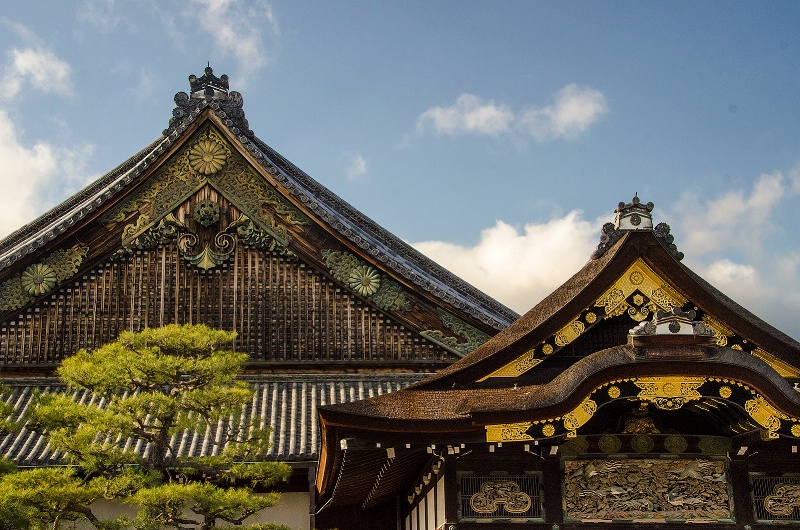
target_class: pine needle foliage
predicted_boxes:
[6,324,293,529]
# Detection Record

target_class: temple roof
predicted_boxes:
[0,67,516,331]
[412,207,800,389]
[1,374,425,466]
[315,197,800,508]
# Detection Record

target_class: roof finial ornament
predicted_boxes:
[591,196,684,261]
[164,66,252,139]
[188,65,229,101]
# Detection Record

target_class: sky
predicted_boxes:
[1,1,800,339]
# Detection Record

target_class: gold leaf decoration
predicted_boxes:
[20,263,57,296]
[348,265,381,296]
[188,139,227,175]
[485,422,533,442]
[470,481,531,514]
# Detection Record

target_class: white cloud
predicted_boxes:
[187,0,279,84]
[77,0,125,32]
[669,170,798,258]
[345,152,368,181]
[412,212,599,313]
[129,68,157,102]
[417,94,514,136]
[0,18,39,42]
[518,84,609,141]
[0,48,74,99]
[0,111,94,238]
[411,170,800,339]
[415,84,607,141]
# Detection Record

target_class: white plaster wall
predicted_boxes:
[76,492,310,530]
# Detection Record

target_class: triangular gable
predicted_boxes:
[100,123,310,263]
[0,67,514,371]
[482,257,800,381]
[414,198,800,389]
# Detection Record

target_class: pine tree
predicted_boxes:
[4,324,293,529]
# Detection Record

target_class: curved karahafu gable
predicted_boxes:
[315,198,800,522]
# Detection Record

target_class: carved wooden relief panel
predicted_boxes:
[751,474,800,522]
[563,459,732,522]
[459,472,543,522]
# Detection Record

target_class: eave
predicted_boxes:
[0,98,517,333]
[414,230,800,389]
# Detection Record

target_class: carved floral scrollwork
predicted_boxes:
[103,125,309,256]
[188,139,227,175]
[20,263,57,296]
[192,198,220,227]
[469,480,532,514]
[422,308,491,357]
[322,250,411,311]
[178,230,236,271]
[634,377,704,411]
[764,483,800,517]
[348,265,381,296]
[0,245,88,311]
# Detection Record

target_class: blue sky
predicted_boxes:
[1,1,800,339]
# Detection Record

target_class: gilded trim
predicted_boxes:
[484,376,800,442]
[486,422,534,442]
[104,125,309,256]
[481,259,686,380]
[751,348,800,379]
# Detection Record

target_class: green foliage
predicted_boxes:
[0,467,105,528]
[5,324,292,530]
[129,482,281,529]
[0,384,19,437]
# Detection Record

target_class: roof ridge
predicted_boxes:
[0,67,518,330]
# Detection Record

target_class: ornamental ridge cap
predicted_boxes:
[591,195,684,261]
[189,65,229,100]
[164,66,252,139]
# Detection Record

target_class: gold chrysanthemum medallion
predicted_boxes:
[20,263,57,296]
[348,266,381,296]
[189,140,227,175]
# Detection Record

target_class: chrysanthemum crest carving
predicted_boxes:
[189,139,227,175]
[0,245,88,311]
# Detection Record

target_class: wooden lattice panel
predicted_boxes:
[0,244,452,366]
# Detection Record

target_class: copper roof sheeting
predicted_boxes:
[0,374,427,466]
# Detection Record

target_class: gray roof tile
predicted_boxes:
[0,374,426,466]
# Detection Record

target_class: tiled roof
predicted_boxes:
[0,374,427,466]
[413,230,800,389]
[0,72,517,331]
[322,344,800,426]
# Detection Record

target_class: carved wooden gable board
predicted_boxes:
[483,258,800,383]
[0,72,514,371]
